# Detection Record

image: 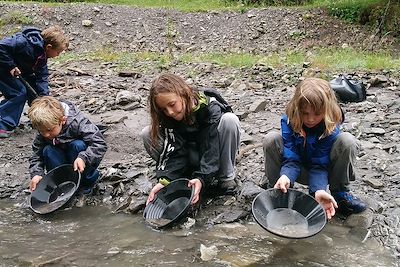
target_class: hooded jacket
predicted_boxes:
[155,89,232,187]
[29,100,107,178]
[0,27,49,95]
[280,115,340,193]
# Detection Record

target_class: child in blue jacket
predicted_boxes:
[262,77,366,218]
[0,26,68,138]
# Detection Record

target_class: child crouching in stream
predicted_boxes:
[262,77,367,219]
[28,96,107,195]
[141,73,241,206]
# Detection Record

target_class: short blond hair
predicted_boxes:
[41,25,69,50]
[28,96,65,130]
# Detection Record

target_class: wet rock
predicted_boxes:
[127,196,146,213]
[101,114,128,124]
[181,217,196,229]
[209,207,249,224]
[344,209,374,229]
[249,99,267,113]
[120,102,141,111]
[364,127,386,135]
[240,181,263,200]
[362,176,384,189]
[115,90,141,105]
[236,110,249,120]
[369,75,388,86]
[134,176,153,194]
[200,244,218,261]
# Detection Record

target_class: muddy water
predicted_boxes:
[0,200,397,267]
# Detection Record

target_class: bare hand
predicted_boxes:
[30,175,43,191]
[314,190,338,220]
[146,183,165,205]
[188,178,202,205]
[274,175,291,193]
[10,67,21,77]
[73,157,86,173]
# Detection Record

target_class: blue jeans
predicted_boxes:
[43,140,99,189]
[0,76,37,131]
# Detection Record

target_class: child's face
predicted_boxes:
[155,92,185,121]
[45,44,66,58]
[38,117,67,140]
[301,105,324,128]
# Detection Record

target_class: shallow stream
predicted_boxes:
[0,200,396,267]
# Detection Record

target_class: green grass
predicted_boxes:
[1,10,34,24]
[6,0,247,12]
[54,47,400,72]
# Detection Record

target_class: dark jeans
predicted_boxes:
[43,140,99,189]
[0,76,37,131]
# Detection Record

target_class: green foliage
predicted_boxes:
[222,0,311,6]
[326,0,380,23]
[1,10,34,25]
[324,0,400,37]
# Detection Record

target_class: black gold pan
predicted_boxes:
[252,188,326,239]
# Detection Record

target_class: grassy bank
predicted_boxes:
[55,48,400,72]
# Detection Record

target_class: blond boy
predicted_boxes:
[28,96,107,194]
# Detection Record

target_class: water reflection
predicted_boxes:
[0,200,396,267]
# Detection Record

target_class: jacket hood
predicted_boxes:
[61,101,79,129]
[22,27,44,51]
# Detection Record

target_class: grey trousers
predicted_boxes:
[141,112,241,181]
[262,131,358,192]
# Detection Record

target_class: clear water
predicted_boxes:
[0,200,397,267]
[266,208,309,238]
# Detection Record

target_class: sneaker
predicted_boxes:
[219,180,237,195]
[82,187,93,195]
[0,129,11,138]
[332,191,367,214]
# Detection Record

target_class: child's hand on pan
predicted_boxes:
[146,183,165,205]
[274,175,291,193]
[30,175,43,191]
[315,190,338,219]
[73,157,86,173]
[188,178,202,205]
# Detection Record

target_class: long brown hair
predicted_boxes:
[149,73,198,146]
[286,77,342,137]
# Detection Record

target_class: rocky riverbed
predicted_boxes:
[0,2,399,263]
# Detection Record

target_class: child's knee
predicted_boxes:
[69,140,86,152]
[336,132,357,150]
[263,131,281,150]
[42,145,55,158]
[219,113,240,132]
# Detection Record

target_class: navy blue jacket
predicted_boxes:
[0,27,49,95]
[280,115,340,193]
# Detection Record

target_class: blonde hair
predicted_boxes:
[41,25,69,50]
[28,96,65,130]
[286,77,342,137]
[149,73,198,145]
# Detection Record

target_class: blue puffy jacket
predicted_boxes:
[0,27,49,95]
[280,115,340,193]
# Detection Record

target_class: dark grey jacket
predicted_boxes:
[156,89,232,187]
[29,100,107,178]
